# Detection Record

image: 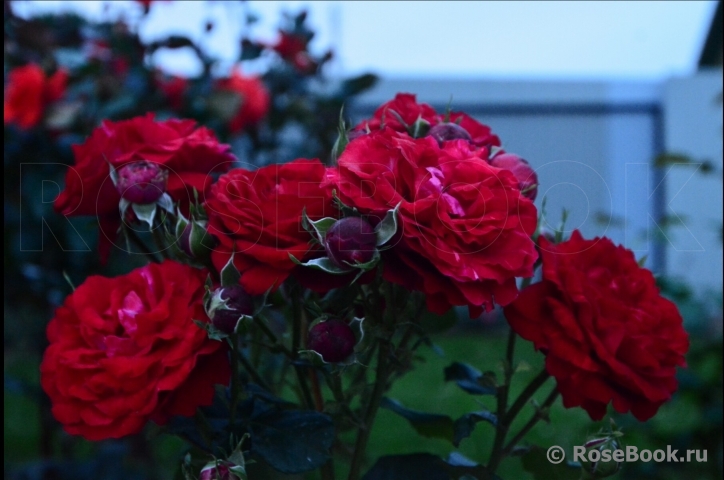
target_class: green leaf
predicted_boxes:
[220,254,241,287]
[453,411,498,447]
[250,409,334,474]
[131,202,157,228]
[339,73,378,97]
[520,446,581,480]
[380,397,454,442]
[375,203,401,246]
[444,362,497,395]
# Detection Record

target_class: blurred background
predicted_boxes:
[5,1,722,479]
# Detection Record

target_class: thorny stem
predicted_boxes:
[488,368,551,473]
[503,387,560,455]
[487,326,518,473]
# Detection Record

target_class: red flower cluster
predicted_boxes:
[504,231,689,421]
[325,130,538,315]
[4,64,68,129]
[40,261,230,440]
[353,94,538,200]
[215,70,270,133]
[54,114,235,261]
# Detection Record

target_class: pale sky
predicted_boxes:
[11,0,718,79]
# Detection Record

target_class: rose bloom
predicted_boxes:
[156,73,188,111]
[324,131,538,315]
[54,114,235,261]
[206,159,336,294]
[40,261,230,440]
[353,93,501,151]
[504,231,689,421]
[4,64,68,129]
[215,70,270,133]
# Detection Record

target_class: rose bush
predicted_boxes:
[504,231,689,421]
[324,130,538,315]
[53,114,235,261]
[40,260,230,440]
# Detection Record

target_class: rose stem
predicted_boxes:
[487,326,518,473]
[488,274,537,472]
[291,289,315,409]
[348,278,395,480]
[347,338,391,480]
[503,387,560,455]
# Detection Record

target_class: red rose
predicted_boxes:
[353,93,501,152]
[40,261,230,440]
[54,114,235,261]
[206,159,336,294]
[4,64,68,129]
[355,93,438,134]
[215,70,270,133]
[272,31,308,62]
[324,131,538,315]
[504,231,689,421]
[156,74,188,111]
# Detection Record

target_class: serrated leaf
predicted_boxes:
[132,202,157,228]
[220,254,241,286]
[444,362,497,395]
[250,409,334,474]
[375,203,401,246]
[380,397,454,442]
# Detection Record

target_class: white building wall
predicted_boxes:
[663,69,723,294]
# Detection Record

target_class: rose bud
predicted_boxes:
[209,285,254,334]
[307,319,356,363]
[199,463,241,480]
[180,221,218,259]
[489,153,538,201]
[428,122,472,145]
[116,161,168,204]
[324,217,377,268]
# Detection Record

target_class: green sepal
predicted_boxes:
[220,253,241,287]
[375,203,401,246]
